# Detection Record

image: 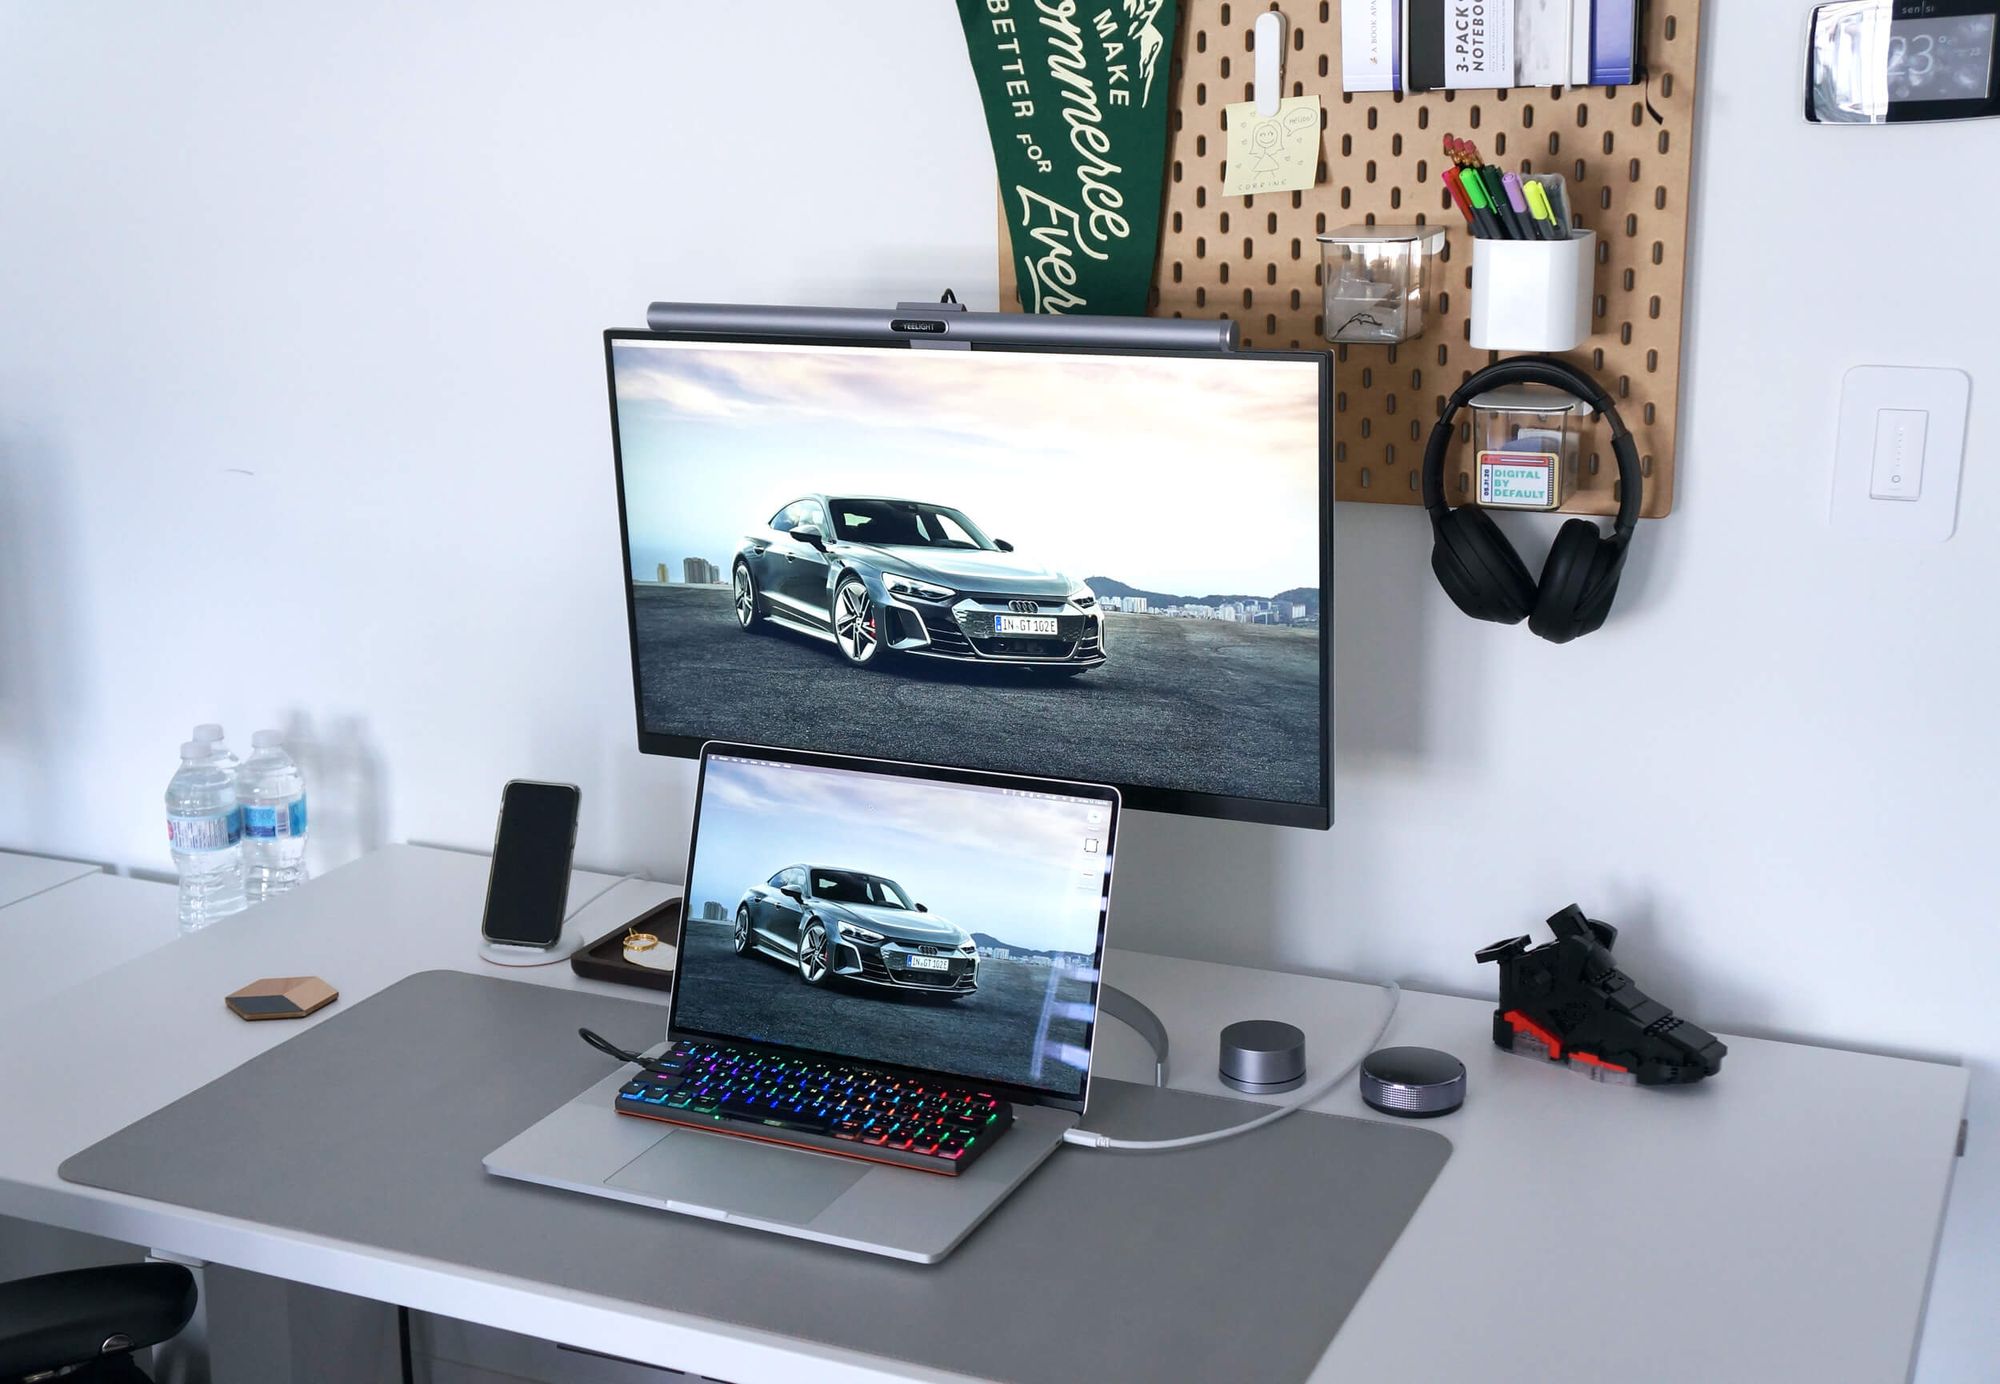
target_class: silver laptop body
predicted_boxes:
[486,742,1121,1263]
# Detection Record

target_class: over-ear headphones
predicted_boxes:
[1420,357,1642,645]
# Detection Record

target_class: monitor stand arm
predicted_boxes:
[1098,984,1168,1087]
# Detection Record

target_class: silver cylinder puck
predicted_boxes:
[1359,1046,1466,1118]
[1219,1019,1307,1093]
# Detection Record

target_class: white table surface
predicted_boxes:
[0,871,183,1010]
[0,849,103,910]
[0,845,1967,1384]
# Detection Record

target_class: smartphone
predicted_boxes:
[480,780,582,948]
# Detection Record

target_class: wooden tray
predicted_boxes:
[568,897,682,993]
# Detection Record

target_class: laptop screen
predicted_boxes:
[670,746,1119,1106]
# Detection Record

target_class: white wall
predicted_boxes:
[1,3,1992,1378]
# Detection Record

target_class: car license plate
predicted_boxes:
[906,954,951,971]
[996,615,1059,635]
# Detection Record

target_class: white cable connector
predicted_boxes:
[1062,980,1402,1153]
[1061,1129,1115,1149]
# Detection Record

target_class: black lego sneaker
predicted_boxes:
[1476,905,1727,1087]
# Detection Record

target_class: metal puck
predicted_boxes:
[1360,1046,1466,1118]
[1219,1019,1307,1093]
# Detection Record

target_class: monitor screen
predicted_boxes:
[606,330,1331,829]
[670,748,1119,1106]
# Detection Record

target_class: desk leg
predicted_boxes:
[145,1250,211,1384]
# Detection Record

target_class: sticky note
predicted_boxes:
[1222,96,1321,197]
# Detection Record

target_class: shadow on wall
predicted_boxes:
[1109,809,1287,968]
[280,710,390,875]
[1330,504,1463,771]
[1546,891,1776,1041]
[0,427,85,839]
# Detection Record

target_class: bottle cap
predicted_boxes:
[180,741,206,760]
[251,729,284,749]
[193,723,224,743]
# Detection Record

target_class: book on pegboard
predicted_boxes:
[1349,0,1641,93]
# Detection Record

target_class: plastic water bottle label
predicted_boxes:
[168,812,238,852]
[244,797,308,840]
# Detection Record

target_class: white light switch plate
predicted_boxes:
[1830,365,1970,542]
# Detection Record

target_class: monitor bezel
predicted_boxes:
[603,326,1333,831]
[668,741,1122,1114]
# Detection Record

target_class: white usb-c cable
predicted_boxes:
[564,872,648,923]
[1062,980,1401,1152]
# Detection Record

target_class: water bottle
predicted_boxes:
[239,729,309,903]
[193,722,237,769]
[165,741,246,931]
[192,723,242,842]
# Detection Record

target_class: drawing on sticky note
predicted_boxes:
[1250,122,1283,172]
[1223,96,1322,197]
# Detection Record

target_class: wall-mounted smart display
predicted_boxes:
[1808,0,2000,123]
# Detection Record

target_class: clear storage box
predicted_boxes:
[1317,225,1446,345]
[1470,383,1592,511]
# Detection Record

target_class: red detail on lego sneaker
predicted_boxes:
[1502,1009,1564,1060]
[1567,1051,1629,1073]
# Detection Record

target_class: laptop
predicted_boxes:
[485,741,1121,1263]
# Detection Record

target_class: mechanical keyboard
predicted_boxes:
[613,1039,1015,1175]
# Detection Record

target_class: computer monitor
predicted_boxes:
[604,323,1331,829]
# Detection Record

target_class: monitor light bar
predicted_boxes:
[644,300,1239,354]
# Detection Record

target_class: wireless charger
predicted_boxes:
[479,875,654,970]
[477,924,593,969]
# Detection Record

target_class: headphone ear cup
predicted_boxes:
[1431,507,1535,624]
[1529,519,1622,644]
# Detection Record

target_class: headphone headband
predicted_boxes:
[1421,356,1642,538]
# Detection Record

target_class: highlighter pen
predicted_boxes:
[1478,166,1527,240]
[1440,166,1478,230]
[1501,172,1549,242]
[1534,173,1574,236]
[1452,168,1506,240]
[1522,179,1565,241]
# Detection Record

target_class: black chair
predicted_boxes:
[0,1263,196,1383]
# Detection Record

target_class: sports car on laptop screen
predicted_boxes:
[671,749,1116,1103]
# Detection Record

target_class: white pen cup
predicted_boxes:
[1468,229,1596,353]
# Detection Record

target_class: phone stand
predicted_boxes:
[478,924,592,969]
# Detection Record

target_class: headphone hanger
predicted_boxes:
[1419,356,1643,645]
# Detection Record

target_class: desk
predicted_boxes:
[0,871,183,1009]
[0,849,102,910]
[0,864,179,1286]
[0,845,1968,1384]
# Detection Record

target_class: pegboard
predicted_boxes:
[998,1,1701,518]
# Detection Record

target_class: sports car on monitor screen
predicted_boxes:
[734,865,979,995]
[730,495,1104,672]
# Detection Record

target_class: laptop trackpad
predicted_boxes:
[607,1127,869,1226]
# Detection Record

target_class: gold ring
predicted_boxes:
[623,929,659,952]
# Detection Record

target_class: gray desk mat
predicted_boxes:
[62,971,1450,1384]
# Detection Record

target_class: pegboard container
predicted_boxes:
[1469,231,1596,353]
[1318,225,1445,345]
[1000,0,1702,518]
[1472,382,1589,510]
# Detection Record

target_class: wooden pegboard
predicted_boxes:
[999,1,1701,517]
